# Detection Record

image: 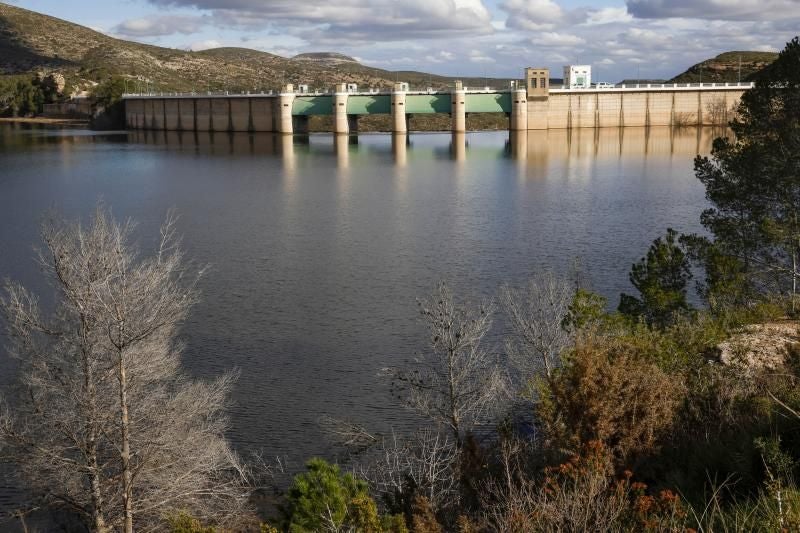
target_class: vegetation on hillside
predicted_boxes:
[670,51,779,83]
[0,72,62,116]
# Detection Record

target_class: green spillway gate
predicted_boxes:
[465,93,511,113]
[346,95,391,115]
[406,94,451,114]
[289,92,511,116]
[292,96,333,116]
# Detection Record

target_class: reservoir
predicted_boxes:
[0,124,716,489]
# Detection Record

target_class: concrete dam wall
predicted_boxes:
[124,85,748,133]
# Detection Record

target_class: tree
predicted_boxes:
[619,229,692,327]
[91,77,127,128]
[392,282,507,447]
[501,271,574,380]
[0,207,250,532]
[694,37,800,310]
[5,78,44,117]
[359,429,460,514]
[280,458,405,533]
[91,77,126,110]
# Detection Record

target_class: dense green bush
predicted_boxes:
[279,458,406,533]
[0,76,45,116]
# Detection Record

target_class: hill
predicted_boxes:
[293,52,359,64]
[0,3,509,95]
[670,51,778,83]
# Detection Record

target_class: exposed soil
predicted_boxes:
[715,320,800,369]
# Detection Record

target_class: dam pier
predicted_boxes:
[123,68,753,134]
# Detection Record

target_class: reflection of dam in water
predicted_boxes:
[128,126,723,168]
[2,121,716,487]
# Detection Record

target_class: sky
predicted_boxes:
[7,0,799,81]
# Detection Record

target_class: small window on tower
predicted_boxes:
[531,78,537,89]
[540,78,546,88]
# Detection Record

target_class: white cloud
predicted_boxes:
[425,50,457,63]
[96,0,796,83]
[468,49,493,62]
[113,15,207,37]
[146,0,493,42]
[531,32,585,47]
[585,7,633,25]
[502,0,564,30]
[187,39,223,51]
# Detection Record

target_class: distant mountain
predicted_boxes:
[0,3,509,95]
[670,51,778,83]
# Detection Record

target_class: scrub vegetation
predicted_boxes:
[1,35,800,533]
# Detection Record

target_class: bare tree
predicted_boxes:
[392,282,507,447]
[501,271,574,380]
[0,207,250,532]
[359,429,460,512]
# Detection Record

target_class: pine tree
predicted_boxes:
[694,37,800,310]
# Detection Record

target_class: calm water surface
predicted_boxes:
[0,124,718,493]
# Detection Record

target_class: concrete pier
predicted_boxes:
[278,86,295,134]
[510,89,527,131]
[451,81,466,133]
[391,83,407,134]
[333,84,349,134]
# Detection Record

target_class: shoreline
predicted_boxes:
[0,117,90,127]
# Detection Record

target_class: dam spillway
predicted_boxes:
[123,76,753,134]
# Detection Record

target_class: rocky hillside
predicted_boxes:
[670,51,778,83]
[0,3,507,95]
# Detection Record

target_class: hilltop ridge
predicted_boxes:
[0,3,506,94]
[670,51,778,83]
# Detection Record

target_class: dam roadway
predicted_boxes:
[123,70,753,134]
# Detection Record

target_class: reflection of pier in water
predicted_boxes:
[127,126,723,173]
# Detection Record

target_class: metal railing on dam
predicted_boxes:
[122,81,756,101]
[122,81,755,99]
[122,80,754,134]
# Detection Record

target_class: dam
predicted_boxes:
[123,68,752,133]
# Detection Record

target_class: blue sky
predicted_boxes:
[8,0,798,81]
